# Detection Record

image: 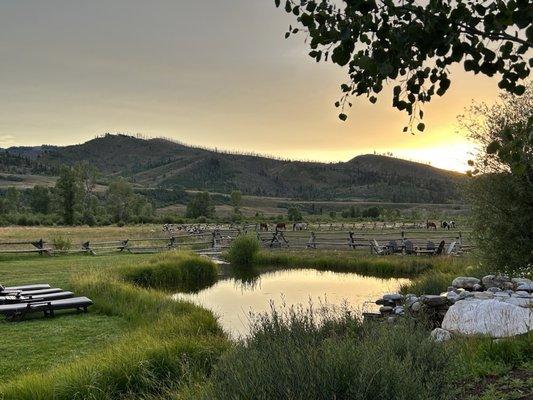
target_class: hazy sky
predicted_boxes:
[1,0,502,171]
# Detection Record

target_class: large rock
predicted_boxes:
[452,277,480,290]
[442,299,533,338]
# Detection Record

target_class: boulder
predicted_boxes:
[452,277,480,290]
[442,299,533,338]
[405,295,419,307]
[430,328,452,342]
[444,291,460,303]
[473,292,494,300]
[393,306,405,315]
[482,275,513,290]
[458,291,474,300]
[493,291,511,298]
[512,278,533,285]
[410,301,422,312]
[420,295,447,307]
[517,282,533,292]
[486,287,501,293]
[379,306,393,314]
[383,293,404,302]
[514,291,531,298]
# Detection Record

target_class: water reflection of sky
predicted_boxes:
[174,269,409,338]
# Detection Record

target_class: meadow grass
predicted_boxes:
[248,249,470,278]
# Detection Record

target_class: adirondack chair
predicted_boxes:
[446,241,457,255]
[433,240,445,256]
[370,239,389,255]
[404,240,415,255]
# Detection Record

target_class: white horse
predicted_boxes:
[292,222,308,231]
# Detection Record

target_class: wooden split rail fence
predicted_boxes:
[256,229,473,254]
[0,228,472,257]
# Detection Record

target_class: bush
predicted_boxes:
[227,235,260,266]
[201,304,453,400]
[51,235,72,251]
[120,251,218,292]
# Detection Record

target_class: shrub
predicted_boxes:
[201,304,453,400]
[227,235,260,266]
[120,251,218,292]
[51,235,72,251]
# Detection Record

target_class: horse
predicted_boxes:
[276,222,286,231]
[426,220,437,230]
[259,223,269,231]
[441,221,456,230]
[292,222,307,231]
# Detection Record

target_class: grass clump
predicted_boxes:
[198,304,453,400]
[251,250,458,278]
[119,251,218,292]
[227,235,260,266]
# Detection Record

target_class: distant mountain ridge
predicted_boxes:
[1,134,465,203]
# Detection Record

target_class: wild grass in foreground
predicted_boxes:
[195,303,454,400]
[0,251,229,400]
[187,303,533,400]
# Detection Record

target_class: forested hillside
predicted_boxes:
[1,134,465,203]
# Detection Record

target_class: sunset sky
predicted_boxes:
[1,0,502,172]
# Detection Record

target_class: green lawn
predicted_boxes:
[0,253,152,381]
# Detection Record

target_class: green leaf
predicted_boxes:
[417,123,425,132]
[274,0,280,8]
[339,113,348,121]
[486,141,500,154]
[369,96,377,104]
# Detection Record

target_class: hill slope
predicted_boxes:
[1,134,465,203]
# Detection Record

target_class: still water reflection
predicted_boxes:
[174,267,409,338]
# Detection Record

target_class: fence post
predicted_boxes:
[307,232,317,249]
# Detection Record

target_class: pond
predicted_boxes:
[174,267,409,338]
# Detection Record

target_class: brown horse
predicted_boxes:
[426,220,437,230]
[259,223,269,231]
[276,223,286,230]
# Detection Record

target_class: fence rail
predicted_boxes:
[0,226,473,257]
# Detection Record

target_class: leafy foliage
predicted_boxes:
[186,191,215,219]
[461,83,533,272]
[276,0,532,131]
